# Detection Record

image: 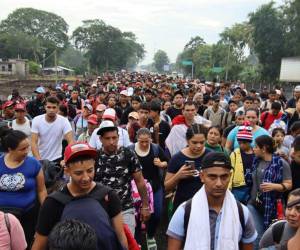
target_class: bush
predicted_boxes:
[28,61,40,74]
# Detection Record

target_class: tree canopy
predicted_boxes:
[153,50,169,73]
[0,8,69,65]
[176,0,300,82]
[72,19,145,72]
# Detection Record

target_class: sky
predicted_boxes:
[0,0,283,64]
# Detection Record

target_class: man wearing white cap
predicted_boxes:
[26,86,46,118]
[89,108,131,150]
[286,85,300,109]
[116,90,130,120]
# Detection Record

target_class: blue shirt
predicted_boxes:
[0,155,41,211]
[167,149,210,210]
[228,126,269,150]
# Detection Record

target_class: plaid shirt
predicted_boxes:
[252,155,283,229]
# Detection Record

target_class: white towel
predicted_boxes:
[184,186,240,250]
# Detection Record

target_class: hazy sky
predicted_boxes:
[0,0,282,64]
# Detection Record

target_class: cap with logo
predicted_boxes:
[237,122,253,142]
[64,142,97,164]
[34,86,46,94]
[201,152,232,170]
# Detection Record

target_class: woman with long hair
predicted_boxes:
[0,128,47,246]
[260,188,300,249]
[248,135,292,248]
[164,124,210,212]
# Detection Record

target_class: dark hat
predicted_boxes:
[212,95,220,101]
[228,99,237,105]
[201,152,232,170]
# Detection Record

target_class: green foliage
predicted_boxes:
[59,46,87,74]
[249,2,285,81]
[219,22,253,62]
[28,61,40,74]
[184,36,205,52]
[0,8,69,65]
[153,50,169,72]
[72,19,145,72]
[282,0,300,56]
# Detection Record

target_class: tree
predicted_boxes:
[282,0,300,56]
[72,19,145,72]
[153,50,169,72]
[59,45,88,74]
[0,8,69,64]
[184,36,205,52]
[249,2,285,81]
[219,22,253,62]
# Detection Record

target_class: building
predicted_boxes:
[0,59,28,78]
[42,66,74,76]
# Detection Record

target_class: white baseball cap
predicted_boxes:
[97,120,116,135]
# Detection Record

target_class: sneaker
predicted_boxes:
[146,236,157,250]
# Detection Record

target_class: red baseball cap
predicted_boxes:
[2,101,14,110]
[87,114,98,125]
[14,103,26,111]
[64,142,97,164]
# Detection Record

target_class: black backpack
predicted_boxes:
[272,220,286,244]
[183,199,245,248]
[49,184,124,250]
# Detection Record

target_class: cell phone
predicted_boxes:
[185,160,195,170]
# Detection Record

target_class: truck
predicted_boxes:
[280,57,300,82]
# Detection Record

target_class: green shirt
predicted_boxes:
[205,142,229,157]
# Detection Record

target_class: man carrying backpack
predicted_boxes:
[95,120,151,235]
[167,152,257,250]
[31,142,127,250]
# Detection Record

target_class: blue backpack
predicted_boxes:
[49,184,124,250]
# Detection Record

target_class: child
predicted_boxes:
[283,121,300,151]
[272,128,289,161]
[229,122,254,204]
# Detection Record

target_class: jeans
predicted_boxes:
[147,187,164,238]
[247,204,265,250]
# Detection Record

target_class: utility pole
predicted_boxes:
[54,49,58,84]
[225,44,231,81]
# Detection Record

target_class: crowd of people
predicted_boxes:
[0,71,300,250]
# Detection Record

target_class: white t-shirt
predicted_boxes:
[31,114,72,161]
[11,118,31,137]
[88,127,131,150]
[11,118,32,156]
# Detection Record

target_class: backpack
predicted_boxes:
[272,220,286,244]
[183,199,245,247]
[49,184,124,250]
[128,143,165,181]
[40,160,64,193]
[261,112,269,128]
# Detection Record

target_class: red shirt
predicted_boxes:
[260,111,283,130]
